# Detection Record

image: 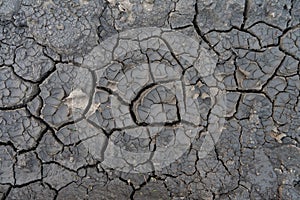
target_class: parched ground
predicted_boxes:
[0,0,299,199]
